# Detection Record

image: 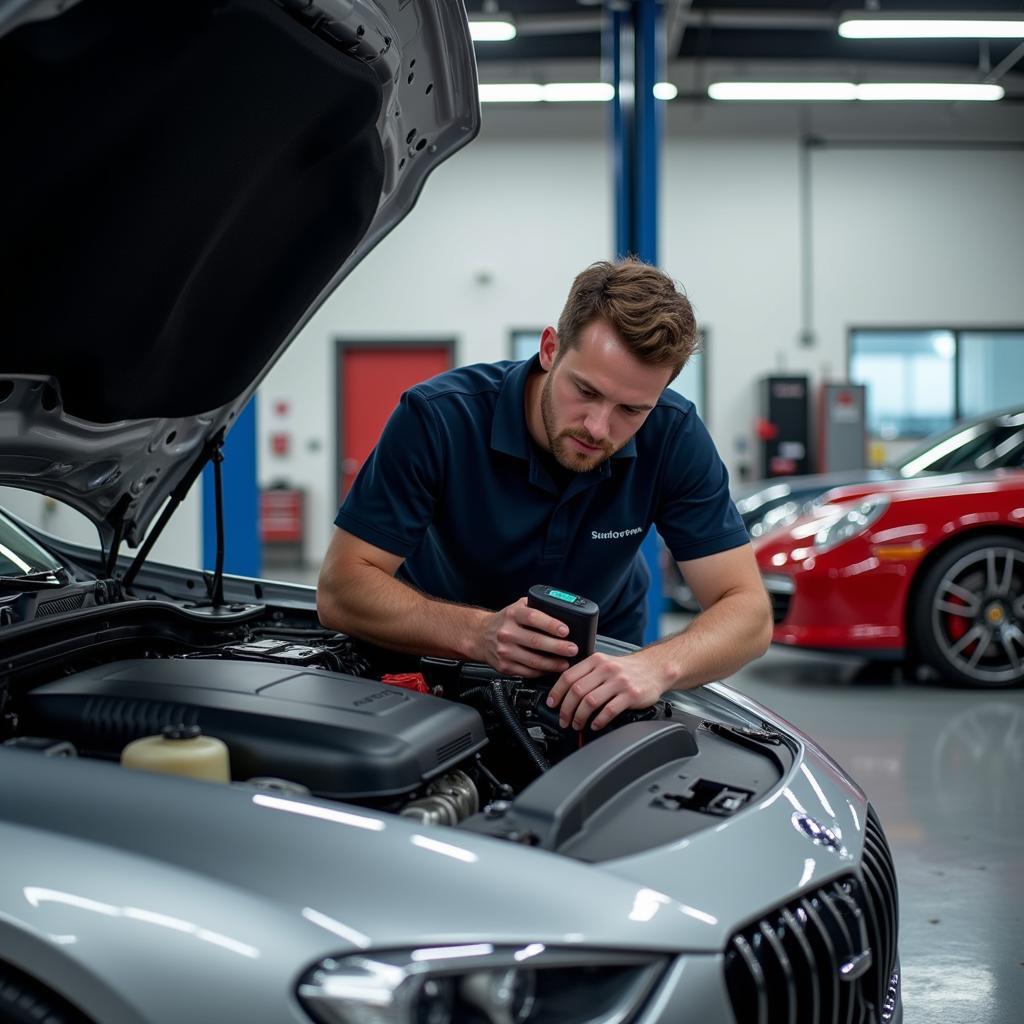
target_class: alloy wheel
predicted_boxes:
[930,546,1024,685]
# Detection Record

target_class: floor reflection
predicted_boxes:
[719,635,1024,1024]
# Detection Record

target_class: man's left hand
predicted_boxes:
[545,650,666,732]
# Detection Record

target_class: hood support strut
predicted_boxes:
[103,494,132,580]
[121,432,226,594]
[207,446,226,609]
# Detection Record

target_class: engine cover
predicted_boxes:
[21,659,486,800]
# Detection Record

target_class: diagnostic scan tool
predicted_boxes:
[527,585,599,666]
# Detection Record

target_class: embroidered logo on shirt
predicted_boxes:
[591,526,644,540]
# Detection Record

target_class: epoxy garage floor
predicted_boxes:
[724,640,1024,1024]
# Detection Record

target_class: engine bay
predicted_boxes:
[0,600,792,861]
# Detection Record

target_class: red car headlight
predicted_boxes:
[812,496,890,553]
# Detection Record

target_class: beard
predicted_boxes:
[540,371,617,473]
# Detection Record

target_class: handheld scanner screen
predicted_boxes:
[527,584,599,666]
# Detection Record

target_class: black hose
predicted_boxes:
[458,685,492,702]
[489,680,549,775]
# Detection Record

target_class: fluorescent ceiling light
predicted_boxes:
[469,18,516,42]
[857,83,1004,101]
[479,82,614,103]
[543,82,615,102]
[839,16,1024,39]
[708,81,1004,102]
[478,83,544,102]
[709,82,857,101]
[479,82,676,103]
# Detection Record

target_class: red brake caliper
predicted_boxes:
[945,591,969,642]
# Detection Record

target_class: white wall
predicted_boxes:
[258,105,1024,571]
[662,137,803,476]
[813,147,1024,341]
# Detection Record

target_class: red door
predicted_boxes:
[339,345,452,501]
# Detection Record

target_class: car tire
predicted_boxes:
[0,963,89,1024]
[912,534,1024,688]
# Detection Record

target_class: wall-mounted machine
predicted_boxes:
[757,375,811,478]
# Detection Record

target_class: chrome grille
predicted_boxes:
[861,806,900,1015]
[724,833,900,1024]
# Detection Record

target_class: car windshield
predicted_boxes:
[895,411,1024,477]
[0,507,65,578]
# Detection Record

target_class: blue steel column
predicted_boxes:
[202,398,261,578]
[609,0,664,644]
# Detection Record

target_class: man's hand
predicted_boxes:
[545,649,666,731]
[544,545,772,731]
[477,597,578,677]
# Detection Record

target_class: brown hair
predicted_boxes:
[556,258,697,379]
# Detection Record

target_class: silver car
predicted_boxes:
[0,1,901,1022]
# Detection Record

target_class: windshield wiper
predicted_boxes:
[0,568,70,591]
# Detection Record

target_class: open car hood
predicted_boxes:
[0,0,479,549]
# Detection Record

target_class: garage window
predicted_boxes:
[511,329,543,363]
[849,328,1024,439]
[959,331,1024,419]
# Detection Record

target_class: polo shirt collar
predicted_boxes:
[490,355,639,465]
[491,355,537,460]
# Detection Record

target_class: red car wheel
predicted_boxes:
[913,534,1024,688]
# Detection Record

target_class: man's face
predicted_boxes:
[538,320,673,473]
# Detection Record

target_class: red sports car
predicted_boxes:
[753,471,1024,687]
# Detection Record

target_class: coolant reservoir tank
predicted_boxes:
[121,724,230,783]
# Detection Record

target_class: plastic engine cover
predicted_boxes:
[21,659,487,799]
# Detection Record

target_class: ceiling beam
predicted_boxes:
[986,39,1024,83]
[666,0,695,59]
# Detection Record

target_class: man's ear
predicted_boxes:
[538,326,559,371]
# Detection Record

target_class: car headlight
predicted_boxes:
[298,946,666,1024]
[735,483,792,516]
[749,500,800,538]
[812,496,889,553]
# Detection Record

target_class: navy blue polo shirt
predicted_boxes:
[335,356,747,644]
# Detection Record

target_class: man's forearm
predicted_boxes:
[643,588,773,692]
[317,562,487,661]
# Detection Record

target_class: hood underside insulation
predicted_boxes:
[1,0,385,422]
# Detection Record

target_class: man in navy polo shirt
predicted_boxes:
[318,259,771,730]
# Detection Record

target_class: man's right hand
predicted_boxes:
[476,597,578,677]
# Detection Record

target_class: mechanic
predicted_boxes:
[317,259,772,730]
